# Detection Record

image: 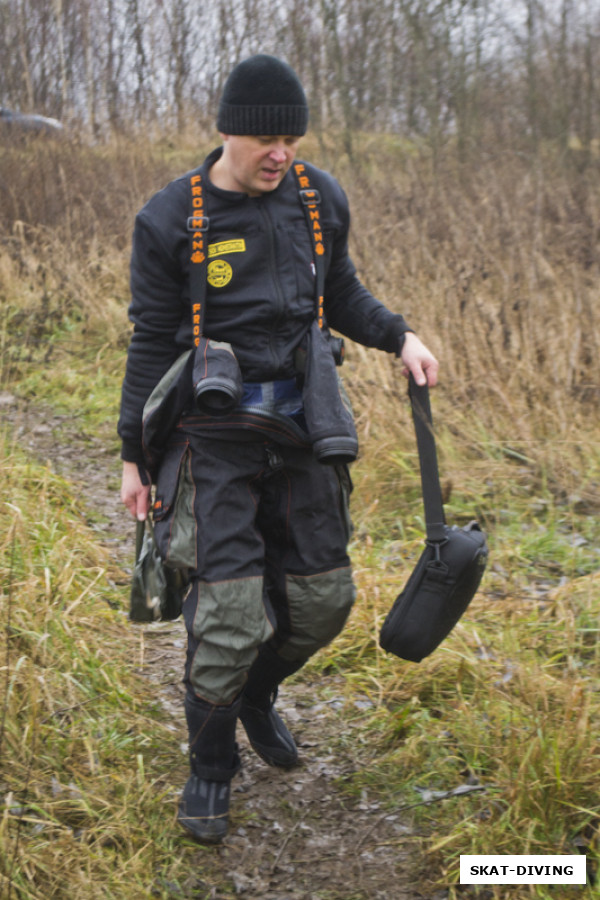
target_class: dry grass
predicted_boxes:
[338,143,600,439]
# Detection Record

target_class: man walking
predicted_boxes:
[119,54,438,843]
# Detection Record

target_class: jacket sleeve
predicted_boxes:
[321,175,412,352]
[117,208,189,463]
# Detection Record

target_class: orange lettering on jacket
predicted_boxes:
[190,177,206,348]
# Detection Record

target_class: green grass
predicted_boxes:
[0,436,196,899]
[306,431,600,898]
[11,343,124,442]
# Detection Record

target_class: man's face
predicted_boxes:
[216,134,301,196]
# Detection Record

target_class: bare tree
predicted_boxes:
[0,0,596,159]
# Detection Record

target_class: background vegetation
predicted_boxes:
[1,0,599,164]
[1,5,599,896]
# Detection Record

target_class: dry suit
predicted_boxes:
[117,147,412,790]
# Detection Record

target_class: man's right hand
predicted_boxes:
[121,460,151,520]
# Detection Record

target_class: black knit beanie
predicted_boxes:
[217,55,309,136]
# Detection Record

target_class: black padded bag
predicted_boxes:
[379,378,488,662]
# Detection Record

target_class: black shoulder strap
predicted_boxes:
[187,171,210,346]
[293,162,326,328]
[408,375,447,543]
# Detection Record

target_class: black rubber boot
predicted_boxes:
[240,644,306,769]
[177,692,241,844]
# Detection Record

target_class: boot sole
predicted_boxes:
[177,811,227,844]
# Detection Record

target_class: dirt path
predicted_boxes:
[1,393,444,900]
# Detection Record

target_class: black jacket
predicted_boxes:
[118,148,410,463]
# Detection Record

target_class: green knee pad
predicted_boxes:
[278,565,356,661]
[188,577,274,704]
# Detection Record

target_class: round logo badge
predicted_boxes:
[207,259,233,288]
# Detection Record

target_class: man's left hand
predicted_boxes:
[399,332,439,387]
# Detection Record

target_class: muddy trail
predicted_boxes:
[2,392,445,900]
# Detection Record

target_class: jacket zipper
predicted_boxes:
[259,203,287,370]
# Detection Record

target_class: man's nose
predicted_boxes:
[268,143,287,162]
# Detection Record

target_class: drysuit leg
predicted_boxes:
[239,447,356,765]
[177,691,241,843]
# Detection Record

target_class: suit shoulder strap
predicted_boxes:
[293,162,326,328]
[187,171,209,347]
